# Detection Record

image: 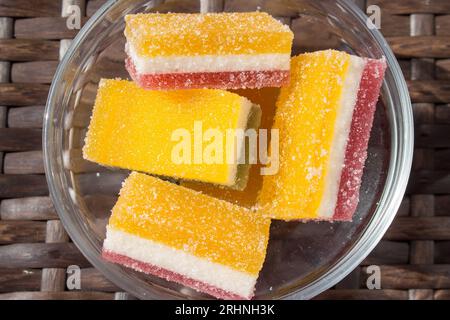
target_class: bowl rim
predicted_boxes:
[43,0,414,300]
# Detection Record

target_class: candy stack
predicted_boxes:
[82,11,387,300]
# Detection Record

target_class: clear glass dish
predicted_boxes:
[44,0,413,299]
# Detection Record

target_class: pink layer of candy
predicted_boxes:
[126,58,290,90]
[102,249,250,300]
[333,58,387,221]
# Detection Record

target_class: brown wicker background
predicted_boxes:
[0,0,449,300]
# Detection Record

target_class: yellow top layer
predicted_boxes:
[125,12,294,57]
[182,87,279,208]
[108,172,271,275]
[83,79,253,186]
[257,50,350,220]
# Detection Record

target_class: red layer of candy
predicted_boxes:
[102,250,249,300]
[126,58,290,90]
[333,59,387,221]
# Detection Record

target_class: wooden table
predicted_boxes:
[0,0,449,300]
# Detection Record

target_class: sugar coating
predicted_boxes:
[82,79,257,186]
[125,12,293,57]
[256,50,352,220]
[333,59,387,221]
[107,172,271,275]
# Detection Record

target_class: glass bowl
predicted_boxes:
[44,0,413,300]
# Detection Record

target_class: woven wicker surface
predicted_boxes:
[0,0,449,300]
